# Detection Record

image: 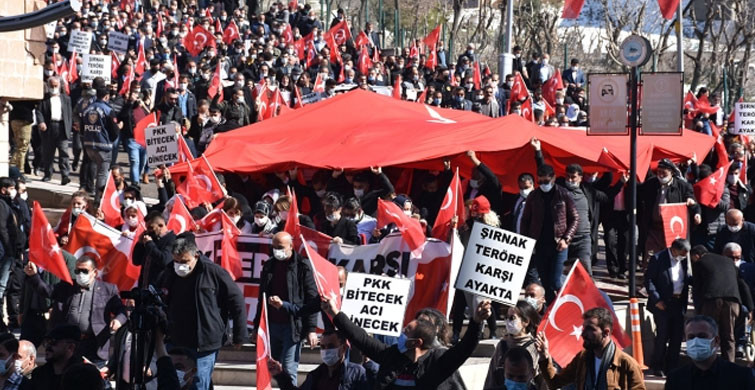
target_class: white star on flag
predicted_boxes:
[570,325,583,341]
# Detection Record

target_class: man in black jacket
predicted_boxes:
[132,212,176,287]
[331,166,395,217]
[35,77,73,184]
[321,295,491,389]
[713,208,755,263]
[160,236,247,390]
[254,231,319,385]
[464,151,503,216]
[691,245,751,362]
[26,325,83,390]
[665,315,755,389]
[0,177,24,330]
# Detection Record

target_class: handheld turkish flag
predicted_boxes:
[658,0,681,19]
[67,52,79,85]
[100,173,123,228]
[190,155,227,203]
[562,0,586,19]
[659,203,688,248]
[156,14,164,37]
[354,31,370,48]
[30,202,73,284]
[167,196,197,234]
[305,41,318,69]
[302,236,341,306]
[208,60,224,103]
[65,212,140,291]
[328,20,352,46]
[422,25,442,49]
[133,112,157,147]
[119,65,134,96]
[293,86,304,109]
[416,88,428,104]
[177,135,194,163]
[299,225,332,258]
[377,199,426,256]
[696,95,720,115]
[358,46,372,76]
[537,262,631,367]
[542,69,564,106]
[312,73,325,93]
[509,72,530,108]
[256,293,273,390]
[324,32,343,65]
[284,187,301,242]
[293,38,306,60]
[175,162,207,209]
[135,40,147,75]
[694,161,733,209]
[220,211,243,280]
[280,23,294,45]
[432,168,465,240]
[520,98,535,122]
[111,52,120,80]
[393,75,402,100]
[223,20,241,45]
[184,25,214,56]
[472,61,482,90]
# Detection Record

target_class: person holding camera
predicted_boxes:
[24,256,126,366]
[159,236,247,390]
[132,212,176,288]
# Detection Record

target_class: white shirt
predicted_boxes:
[668,249,685,295]
[50,95,62,121]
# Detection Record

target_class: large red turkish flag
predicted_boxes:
[537,262,631,367]
[223,20,241,45]
[256,294,273,390]
[100,173,123,228]
[208,61,223,103]
[183,25,214,56]
[510,73,530,104]
[220,211,243,280]
[328,20,352,46]
[542,69,564,106]
[422,25,442,49]
[284,187,301,242]
[659,203,688,248]
[134,40,147,75]
[30,202,73,284]
[431,169,465,240]
[473,61,482,90]
[694,161,733,209]
[354,31,370,48]
[167,196,197,234]
[133,112,157,147]
[658,0,680,19]
[377,199,425,256]
[65,212,140,291]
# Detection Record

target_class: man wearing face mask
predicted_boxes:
[35,77,72,185]
[254,232,319,385]
[0,177,24,326]
[0,333,23,389]
[644,238,692,377]
[133,213,176,287]
[250,201,279,235]
[535,308,645,390]
[81,82,119,197]
[331,166,394,216]
[341,197,377,243]
[464,151,503,215]
[220,88,251,128]
[520,164,579,304]
[319,193,360,245]
[269,329,368,390]
[160,236,247,390]
[322,296,492,388]
[713,208,755,263]
[665,315,755,389]
[24,256,126,365]
[639,158,701,263]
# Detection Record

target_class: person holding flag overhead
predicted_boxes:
[254,231,320,385]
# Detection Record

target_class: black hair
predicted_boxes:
[412,318,437,350]
[583,307,613,331]
[415,308,450,346]
[698,164,712,179]
[322,192,342,209]
[537,164,555,178]
[343,197,362,212]
[514,300,541,336]
[518,173,534,183]
[503,346,534,369]
[565,164,583,176]
[691,244,709,257]
[321,329,347,344]
[0,177,14,189]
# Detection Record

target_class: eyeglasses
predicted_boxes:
[73,269,90,275]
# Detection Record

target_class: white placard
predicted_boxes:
[145,123,179,167]
[587,74,629,135]
[340,273,411,337]
[734,102,755,135]
[44,21,57,39]
[454,222,535,305]
[107,31,130,54]
[640,73,683,135]
[67,30,92,54]
[82,54,111,83]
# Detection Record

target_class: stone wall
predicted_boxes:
[0,0,48,101]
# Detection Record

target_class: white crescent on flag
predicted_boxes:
[440,187,453,211]
[670,216,684,237]
[548,294,585,332]
[425,105,456,125]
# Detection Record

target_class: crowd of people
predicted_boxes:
[0,0,751,389]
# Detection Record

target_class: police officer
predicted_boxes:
[81,81,118,197]
[72,80,97,192]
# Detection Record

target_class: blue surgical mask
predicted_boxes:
[396,333,410,353]
[686,337,715,361]
[504,379,529,390]
[433,98,442,105]
[539,182,553,193]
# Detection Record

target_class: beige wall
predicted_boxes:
[0,0,48,101]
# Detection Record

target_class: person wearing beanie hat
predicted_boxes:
[639,159,701,263]
[251,200,279,235]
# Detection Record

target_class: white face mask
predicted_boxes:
[353,188,365,198]
[735,259,744,268]
[174,262,193,277]
[175,370,188,387]
[124,198,135,207]
[520,188,533,198]
[728,224,742,233]
[76,271,91,287]
[658,175,672,185]
[315,189,326,198]
[13,359,23,375]
[232,215,241,224]
[8,189,16,199]
[126,216,139,227]
[72,207,84,216]
[19,192,28,201]
[525,296,540,310]
[254,216,268,226]
[320,348,341,366]
[326,213,339,222]
[273,248,288,260]
[505,319,522,335]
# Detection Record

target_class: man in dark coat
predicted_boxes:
[35,76,73,184]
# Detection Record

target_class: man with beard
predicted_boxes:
[535,307,645,390]
[26,325,82,389]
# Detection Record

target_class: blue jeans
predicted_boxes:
[124,138,147,185]
[534,242,568,304]
[195,350,218,390]
[269,322,301,385]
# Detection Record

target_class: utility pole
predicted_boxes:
[676,0,683,73]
